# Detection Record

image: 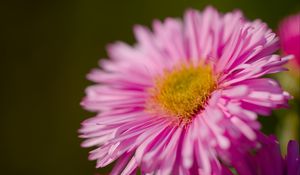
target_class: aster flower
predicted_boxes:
[229,135,300,175]
[279,12,300,67]
[80,7,291,174]
[277,13,300,141]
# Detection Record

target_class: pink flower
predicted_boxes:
[279,13,300,67]
[80,7,291,174]
[228,135,300,175]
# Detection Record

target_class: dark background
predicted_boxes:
[1,0,299,175]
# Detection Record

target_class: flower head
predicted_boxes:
[80,7,291,174]
[279,13,300,67]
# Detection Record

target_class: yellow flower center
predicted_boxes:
[148,64,216,122]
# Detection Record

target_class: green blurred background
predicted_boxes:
[1,0,299,175]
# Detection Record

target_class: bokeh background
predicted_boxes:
[1,0,299,175]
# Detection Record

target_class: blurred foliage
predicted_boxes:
[0,0,299,175]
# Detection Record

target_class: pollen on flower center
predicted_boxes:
[148,64,216,121]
